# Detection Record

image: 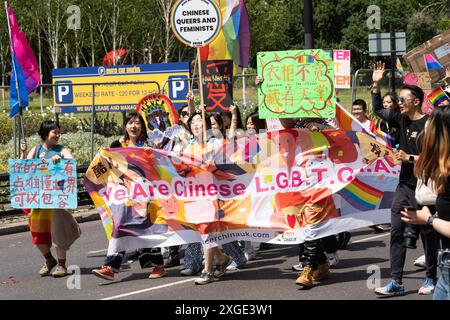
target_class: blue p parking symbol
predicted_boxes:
[55,81,73,104]
[168,76,188,101]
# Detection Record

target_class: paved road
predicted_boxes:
[0,220,433,301]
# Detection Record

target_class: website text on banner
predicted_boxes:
[84,129,399,255]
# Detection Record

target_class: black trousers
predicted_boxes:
[299,235,338,264]
[104,248,164,271]
[390,183,440,280]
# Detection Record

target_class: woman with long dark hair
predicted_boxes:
[92,112,167,281]
[401,105,450,299]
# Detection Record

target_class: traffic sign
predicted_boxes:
[368,32,406,56]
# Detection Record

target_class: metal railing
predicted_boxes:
[0,165,92,217]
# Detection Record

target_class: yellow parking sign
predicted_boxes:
[52,62,190,113]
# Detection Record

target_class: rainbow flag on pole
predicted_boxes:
[424,53,444,71]
[200,0,250,73]
[335,103,393,148]
[427,87,450,107]
[6,2,40,118]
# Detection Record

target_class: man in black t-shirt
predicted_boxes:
[371,62,439,297]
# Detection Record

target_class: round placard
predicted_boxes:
[170,0,222,48]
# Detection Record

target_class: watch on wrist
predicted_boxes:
[426,215,434,227]
[408,155,414,163]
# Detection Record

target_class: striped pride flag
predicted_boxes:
[427,87,449,107]
[338,178,384,211]
[298,55,315,63]
[335,103,393,148]
[200,0,250,73]
[424,53,444,71]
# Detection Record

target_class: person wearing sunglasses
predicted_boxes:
[371,61,439,297]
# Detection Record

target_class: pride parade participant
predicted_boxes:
[92,112,166,281]
[401,105,450,300]
[371,62,439,297]
[20,121,80,278]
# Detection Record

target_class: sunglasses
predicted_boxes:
[180,111,189,117]
[398,97,414,104]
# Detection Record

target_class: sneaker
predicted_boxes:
[418,277,435,295]
[149,266,166,279]
[180,268,201,276]
[244,249,256,261]
[414,255,426,269]
[374,279,405,297]
[92,265,115,281]
[292,263,304,272]
[312,263,330,281]
[326,252,339,268]
[213,255,232,278]
[296,266,313,288]
[39,258,57,277]
[195,271,218,285]
[52,265,67,278]
[226,261,246,271]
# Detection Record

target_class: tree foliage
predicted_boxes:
[0,0,446,82]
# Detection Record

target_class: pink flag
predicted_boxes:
[7,2,40,93]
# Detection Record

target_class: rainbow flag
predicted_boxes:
[338,178,384,211]
[427,87,449,107]
[6,2,40,118]
[335,103,393,148]
[396,58,404,76]
[298,55,315,64]
[335,103,361,131]
[200,0,250,73]
[424,53,444,70]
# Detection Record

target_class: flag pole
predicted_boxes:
[4,1,25,142]
[191,49,198,93]
[197,47,207,143]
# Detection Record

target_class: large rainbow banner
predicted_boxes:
[84,129,400,255]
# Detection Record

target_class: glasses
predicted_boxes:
[398,97,414,104]
[180,111,189,117]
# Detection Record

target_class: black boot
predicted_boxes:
[164,246,180,268]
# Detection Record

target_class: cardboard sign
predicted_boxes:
[403,30,450,84]
[403,72,434,114]
[201,60,233,112]
[257,49,336,119]
[9,159,77,209]
[170,0,222,48]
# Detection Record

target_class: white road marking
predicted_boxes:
[351,233,389,243]
[87,249,108,254]
[98,232,390,300]
[100,278,196,300]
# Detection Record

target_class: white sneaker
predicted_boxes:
[414,255,426,269]
[292,263,303,272]
[326,252,339,268]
